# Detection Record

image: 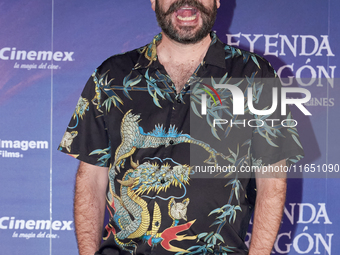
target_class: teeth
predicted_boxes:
[177,14,197,21]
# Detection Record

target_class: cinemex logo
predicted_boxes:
[0,47,74,61]
[0,217,73,231]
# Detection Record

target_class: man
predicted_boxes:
[59,0,304,254]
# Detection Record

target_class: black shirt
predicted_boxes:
[59,32,304,255]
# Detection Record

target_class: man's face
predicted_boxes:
[154,0,218,44]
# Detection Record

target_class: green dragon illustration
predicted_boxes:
[105,158,193,253]
[113,110,228,173]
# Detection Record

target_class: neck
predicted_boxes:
[157,33,211,65]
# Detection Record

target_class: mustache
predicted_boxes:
[163,0,212,16]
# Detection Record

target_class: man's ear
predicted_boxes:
[150,0,156,11]
[216,0,221,9]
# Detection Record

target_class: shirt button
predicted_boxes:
[177,98,181,103]
[169,140,174,145]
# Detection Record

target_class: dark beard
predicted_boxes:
[155,0,217,44]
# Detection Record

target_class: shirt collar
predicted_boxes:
[134,31,226,70]
[203,32,226,69]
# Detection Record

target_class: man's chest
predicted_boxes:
[162,61,201,93]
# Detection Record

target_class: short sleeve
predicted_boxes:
[250,65,304,167]
[58,70,111,167]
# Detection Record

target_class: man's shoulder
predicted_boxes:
[97,45,146,74]
[220,40,277,77]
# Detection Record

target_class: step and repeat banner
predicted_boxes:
[0,0,339,254]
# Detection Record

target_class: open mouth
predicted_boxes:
[175,7,198,21]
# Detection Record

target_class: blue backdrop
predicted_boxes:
[0,0,338,254]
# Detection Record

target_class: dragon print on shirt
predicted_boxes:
[103,110,231,254]
[113,110,228,173]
